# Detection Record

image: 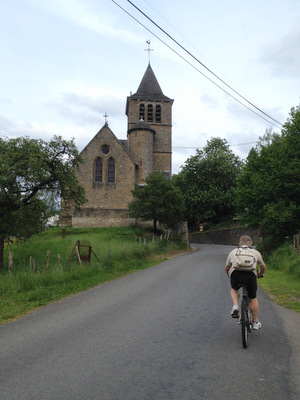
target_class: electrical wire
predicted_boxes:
[126,0,283,128]
[111,0,282,129]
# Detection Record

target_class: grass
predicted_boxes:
[258,270,300,312]
[257,241,300,312]
[0,226,188,325]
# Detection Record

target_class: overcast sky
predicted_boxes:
[1,0,299,173]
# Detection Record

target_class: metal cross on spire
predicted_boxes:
[103,112,109,125]
[145,40,153,64]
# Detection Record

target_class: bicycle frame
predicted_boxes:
[240,285,253,348]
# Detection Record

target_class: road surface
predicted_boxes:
[0,244,299,399]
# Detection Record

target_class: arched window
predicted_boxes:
[147,104,153,122]
[155,104,161,123]
[107,158,115,183]
[94,157,103,182]
[139,104,145,120]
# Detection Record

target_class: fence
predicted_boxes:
[5,234,170,274]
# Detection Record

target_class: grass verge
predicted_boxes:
[257,241,300,312]
[0,227,189,325]
[258,270,300,312]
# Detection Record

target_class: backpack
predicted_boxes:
[233,247,256,271]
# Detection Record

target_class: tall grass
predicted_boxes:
[257,239,300,312]
[0,226,187,324]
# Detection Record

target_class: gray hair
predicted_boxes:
[239,235,253,247]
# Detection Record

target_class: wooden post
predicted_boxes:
[33,259,37,273]
[75,244,82,264]
[46,250,50,271]
[57,253,61,265]
[8,251,13,275]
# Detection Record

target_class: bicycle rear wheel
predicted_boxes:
[241,297,249,348]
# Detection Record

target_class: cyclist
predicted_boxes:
[225,235,266,330]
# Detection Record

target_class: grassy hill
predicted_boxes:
[0,226,188,324]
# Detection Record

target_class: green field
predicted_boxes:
[0,226,188,324]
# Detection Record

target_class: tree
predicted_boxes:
[0,135,87,268]
[128,171,185,231]
[236,104,300,238]
[174,137,243,229]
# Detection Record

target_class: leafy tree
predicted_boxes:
[174,138,243,229]
[0,135,87,268]
[236,104,300,238]
[128,171,185,231]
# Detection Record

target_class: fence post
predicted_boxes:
[57,253,61,265]
[33,259,37,273]
[8,251,13,275]
[46,250,50,271]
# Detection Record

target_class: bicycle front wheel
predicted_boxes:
[241,297,249,348]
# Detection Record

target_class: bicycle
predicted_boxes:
[239,284,252,349]
[238,276,263,349]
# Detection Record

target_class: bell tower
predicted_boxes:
[126,63,174,177]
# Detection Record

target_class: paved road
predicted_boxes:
[0,244,299,399]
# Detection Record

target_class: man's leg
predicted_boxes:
[231,288,239,305]
[230,288,239,317]
[250,297,259,322]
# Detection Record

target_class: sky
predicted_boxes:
[1,0,299,174]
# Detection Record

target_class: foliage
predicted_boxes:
[128,171,186,231]
[0,135,87,268]
[236,105,300,238]
[174,137,243,230]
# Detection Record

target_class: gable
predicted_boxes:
[81,124,136,166]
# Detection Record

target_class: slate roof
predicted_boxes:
[128,119,156,135]
[128,64,173,102]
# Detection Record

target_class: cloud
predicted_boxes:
[32,0,141,43]
[199,93,220,109]
[49,91,125,125]
[259,24,300,78]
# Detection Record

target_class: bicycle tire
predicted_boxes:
[241,297,249,348]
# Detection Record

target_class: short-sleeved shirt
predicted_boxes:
[225,246,265,276]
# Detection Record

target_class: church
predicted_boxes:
[60,63,174,228]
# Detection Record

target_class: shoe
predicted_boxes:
[252,321,262,330]
[231,305,239,318]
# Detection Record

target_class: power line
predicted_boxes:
[172,141,257,149]
[112,1,282,129]
[126,0,283,128]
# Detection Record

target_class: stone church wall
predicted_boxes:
[72,208,135,228]
[77,125,136,211]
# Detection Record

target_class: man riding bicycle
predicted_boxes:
[225,235,266,330]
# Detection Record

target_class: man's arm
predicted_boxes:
[258,263,266,278]
[225,264,231,275]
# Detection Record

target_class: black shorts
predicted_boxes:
[230,270,257,299]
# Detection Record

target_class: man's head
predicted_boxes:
[239,235,253,247]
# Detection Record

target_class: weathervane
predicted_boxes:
[103,112,109,125]
[145,40,153,64]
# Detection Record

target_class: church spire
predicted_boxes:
[128,64,172,102]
